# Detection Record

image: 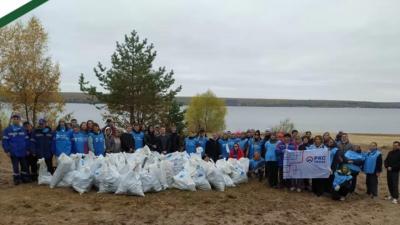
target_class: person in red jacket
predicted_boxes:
[229,143,244,160]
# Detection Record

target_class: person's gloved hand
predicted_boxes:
[334,185,340,191]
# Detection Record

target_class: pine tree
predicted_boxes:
[79,30,182,126]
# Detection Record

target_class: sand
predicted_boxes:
[1,133,400,225]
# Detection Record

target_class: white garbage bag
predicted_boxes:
[37,158,52,185]
[222,174,236,187]
[191,165,211,191]
[98,162,121,193]
[160,160,174,187]
[172,170,196,191]
[50,154,74,188]
[72,167,93,194]
[116,165,144,197]
[228,159,248,184]
[216,159,233,175]
[140,161,163,193]
[239,158,250,174]
[204,161,225,191]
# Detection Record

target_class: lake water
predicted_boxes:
[62,103,400,134]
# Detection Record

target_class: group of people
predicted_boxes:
[2,114,400,204]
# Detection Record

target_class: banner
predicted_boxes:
[283,149,330,179]
[0,0,48,28]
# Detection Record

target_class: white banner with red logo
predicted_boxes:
[283,149,331,179]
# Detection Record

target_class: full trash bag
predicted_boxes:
[72,167,93,194]
[204,161,225,191]
[228,159,248,184]
[97,161,121,193]
[50,154,74,188]
[37,158,52,185]
[172,170,196,191]
[116,164,144,197]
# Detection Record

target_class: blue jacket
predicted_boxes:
[2,125,30,157]
[249,157,265,171]
[227,138,236,151]
[248,139,263,159]
[265,140,278,161]
[363,149,382,174]
[53,128,73,157]
[344,150,365,173]
[185,137,198,154]
[238,138,248,151]
[88,131,105,156]
[333,171,352,188]
[131,130,144,150]
[196,136,208,151]
[275,141,296,167]
[329,147,338,167]
[218,138,230,159]
[72,131,88,154]
[31,127,53,159]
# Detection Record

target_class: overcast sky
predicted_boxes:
[18,0,400,101]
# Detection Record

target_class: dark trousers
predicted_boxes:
[27,154,38,180]
[11,156,30,182]
[44,158,54,174]
[349,172,359,193]
[387,171,399,199]
[312,178,326,196]
[278,166,288,188]
[366,174,378,197]
[266,161,278,187]
[332,181,351,200]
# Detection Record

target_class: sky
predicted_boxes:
[13,0,400,101]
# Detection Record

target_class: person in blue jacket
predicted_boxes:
[326,137,339,193]
[88,123,105,156]
[249,151,265,181]
[71,124,88,154]
[265,132,279,188]
[332,165,353,201]
[196,128,208,151]
[131,123,144,150]
[52,119,72,157]
[248,130,263,160]
[2,114,31,185]
[275,133,296,189]
[184,132,198,154]
[31,119,53,174]
[344,145,366,194]
[218,132,230,159]
[363,142,382,198]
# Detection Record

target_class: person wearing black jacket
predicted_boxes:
[158,127,170,154]
[205,133,220,162]
[169,126,181,153]
[120,125,135,153]
[384,141,400,204]
[24,122,37,181]
[145,126,160,152]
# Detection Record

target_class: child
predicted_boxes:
[332,165,352,201]
[363,142,382,199]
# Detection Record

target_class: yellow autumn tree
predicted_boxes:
[0,17,63,126]
[185,90,227,133]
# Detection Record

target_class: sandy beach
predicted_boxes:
[1,133,399,225]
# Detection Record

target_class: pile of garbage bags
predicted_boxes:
[38,146,250,197]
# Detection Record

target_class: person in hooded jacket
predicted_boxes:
[229,143,244,160]
[71,124,88,154]
[52,119,72,157]
[2,114,31,185]
[363,142,382,199]
[88,123,105,156]
[265,132,279,188]
[332,165,353,201]
[31,119,53,174]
